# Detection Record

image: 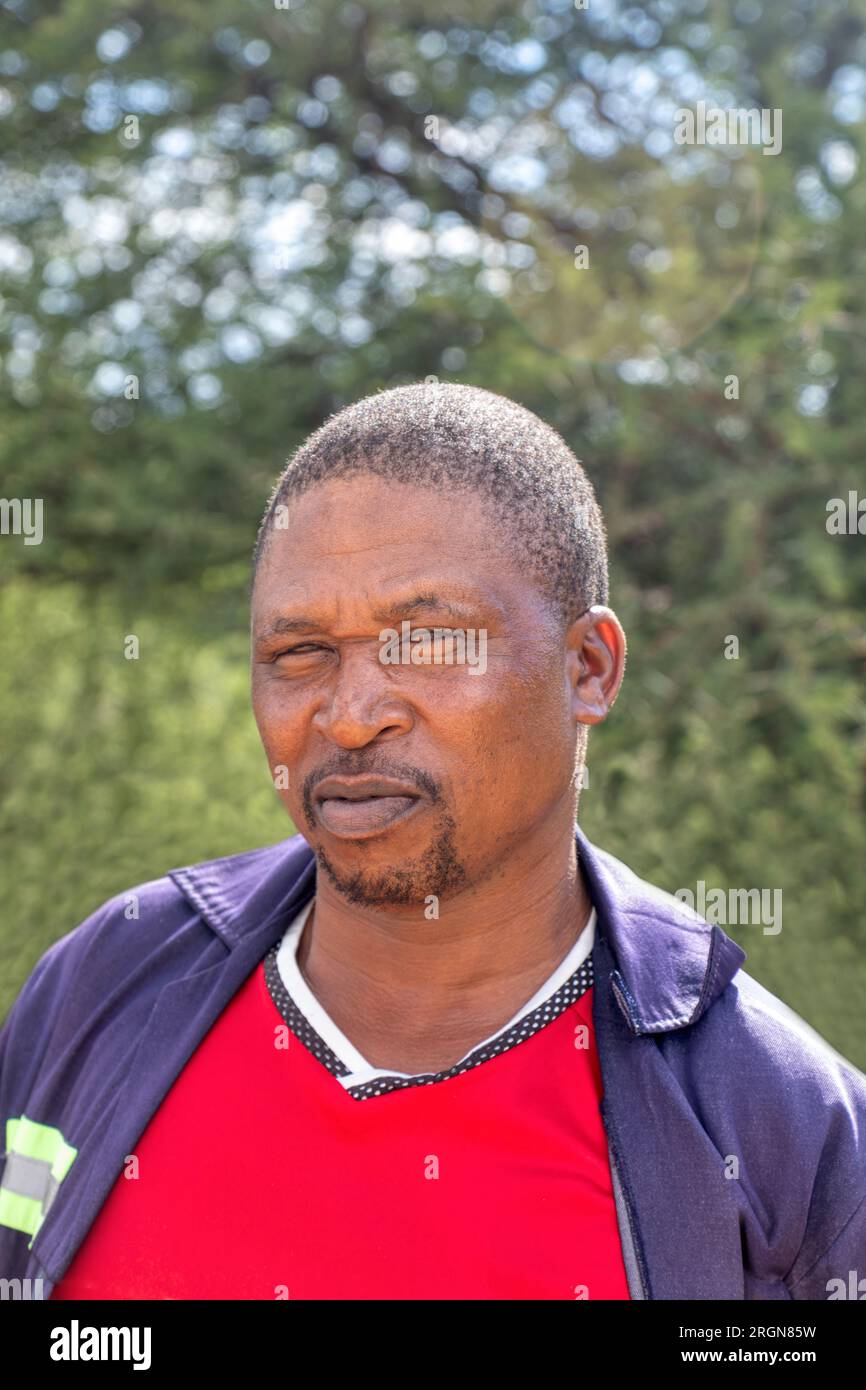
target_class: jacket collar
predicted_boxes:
[170,824,745,1035]
[572,823,745,1032]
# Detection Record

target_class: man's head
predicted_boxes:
[251,382,625,908]
[254,383,609,629]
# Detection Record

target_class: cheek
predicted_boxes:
[252,677,303,746]
[253,714,307,805]
[453,682,567,793]
[471,662,569,749]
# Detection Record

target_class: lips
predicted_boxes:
[313,776,424,840]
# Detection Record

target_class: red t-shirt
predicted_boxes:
[53,908,630,1300]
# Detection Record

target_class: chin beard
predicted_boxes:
[314,814,468,907]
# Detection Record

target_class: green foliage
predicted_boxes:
[0,578,289,1009]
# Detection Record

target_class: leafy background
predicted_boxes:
[1,0,865,1065]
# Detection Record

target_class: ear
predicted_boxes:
[565,605,627,725]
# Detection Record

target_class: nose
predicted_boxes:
[310,643,414,749]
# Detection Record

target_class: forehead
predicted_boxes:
[252,474,529,613]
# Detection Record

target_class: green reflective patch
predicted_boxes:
[1,1116,78,1245]
[6,1116,77,1179]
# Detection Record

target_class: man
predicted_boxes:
[1,383,864,1300]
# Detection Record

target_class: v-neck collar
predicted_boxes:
[264,899,597,1099]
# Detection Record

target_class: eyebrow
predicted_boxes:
[256,615,321,641]
[255,592,487,643]
[375,592,482,624]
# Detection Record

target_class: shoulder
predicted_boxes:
[1,836,305,1041]
[710,968,866,1187]
[664,961,866,1145]
[0,874,198,1101]
[706,966,866,1099]
[14,872,200,995]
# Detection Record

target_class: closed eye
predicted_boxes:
[275,644,329,657]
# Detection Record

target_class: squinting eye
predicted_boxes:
[275,644,328,659]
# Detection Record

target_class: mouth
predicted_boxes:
[313,776,425,840]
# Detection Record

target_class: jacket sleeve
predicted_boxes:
[1,878,215,1282]
[660,974,866,1299]
[1,875,217,1162]
[0,942,66,1146]
[0,936,78,1271]
[785,1023,866,1300]
[788,1192,866,1299]
[0,897,123,1185]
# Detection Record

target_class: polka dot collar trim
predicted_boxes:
[263,904,596,1101]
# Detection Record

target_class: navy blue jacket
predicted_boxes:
[2,825,865,1299]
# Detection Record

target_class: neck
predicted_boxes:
[296,816,592,1074]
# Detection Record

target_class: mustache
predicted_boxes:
[301,756,442,826]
